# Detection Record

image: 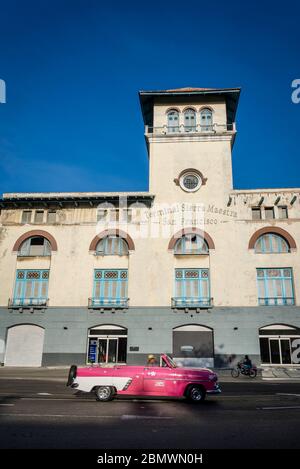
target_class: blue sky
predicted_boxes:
[0,0,299,194]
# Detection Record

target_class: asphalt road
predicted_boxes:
[1,370,300,449]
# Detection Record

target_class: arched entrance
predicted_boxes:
[172,324,214,367]
[259,324,300,365]
[87,324,127,364]
[5,324,45,367]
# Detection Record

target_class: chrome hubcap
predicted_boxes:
[191,388,202,401]
[98,387,110,399]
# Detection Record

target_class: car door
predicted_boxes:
[143,366,172,395]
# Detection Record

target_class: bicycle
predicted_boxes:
[231,362,257,378]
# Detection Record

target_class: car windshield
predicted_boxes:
[163,355,177,368]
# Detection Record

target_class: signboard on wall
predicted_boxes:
[88,339,97,363]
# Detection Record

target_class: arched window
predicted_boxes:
[255,233,290,253]
[96,235,129,256]
[200,108,213,131]
[167,110,179,133]
[18,236,51,257]
[173,324,214,361]
[174,234,209,255]
[184,108,196,132]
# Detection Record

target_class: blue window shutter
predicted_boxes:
[174,268,211,306]
[93,269,128,306]
[256,268,294,305]
[13,269,49,306]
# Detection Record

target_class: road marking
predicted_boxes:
[217,394,275,398]
[121,414,172,420]
[0,392,70,396]
[263,378,300,381]
[0,377,66,381]
[132,399,169,403]
[0,413,173,420]
[276,393,300,397]
[0,404,14,406]
[20,397,173,402]
[0,413,119,419]
[37,393,52,396]
[21,398,82,401]
[259,406,300,410]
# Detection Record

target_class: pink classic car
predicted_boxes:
[67,354,221,403]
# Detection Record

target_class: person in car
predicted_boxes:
[147,354,158,366]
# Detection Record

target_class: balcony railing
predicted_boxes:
[8,297,49,308]
[145,123,236,135]
[258,297,295,306]
[171,297,213,308]
[88,297,129,309]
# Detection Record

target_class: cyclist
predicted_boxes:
[242,355,252,374]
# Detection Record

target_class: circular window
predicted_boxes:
[179,172,202,192]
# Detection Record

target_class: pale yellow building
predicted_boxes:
[0,87,299,367]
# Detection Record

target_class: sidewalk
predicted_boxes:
[260,367,300,381]
[0,366,68,379]
[214,367,300,381]
[213,368,262,382]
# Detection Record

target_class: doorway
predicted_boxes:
[259,324,300,365]
[87,324,127,364]
[97,337,127,364]
[5,324,45,367]
[260,338,292,364]
[172,324,214,367]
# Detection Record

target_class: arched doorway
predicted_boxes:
[259,324,300,365]
[87,324,127,364]
[5,324,45,367]
[172,324,214,367]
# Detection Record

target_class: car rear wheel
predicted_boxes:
[95,386,115,402]
[186,385,206,403]
[66,365,77,386]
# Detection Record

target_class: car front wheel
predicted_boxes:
[186,385,206,403]
[95,386,115,402]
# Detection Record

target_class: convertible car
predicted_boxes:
[67,354,221,403]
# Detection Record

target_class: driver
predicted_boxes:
[147,354,158,366]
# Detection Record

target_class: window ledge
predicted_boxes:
[171,297,214,309]
[17,255,51,258]
[88,298,129,309]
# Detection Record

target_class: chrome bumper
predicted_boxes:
[207,384,221,395]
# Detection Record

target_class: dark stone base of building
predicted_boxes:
[1,306,300,367]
